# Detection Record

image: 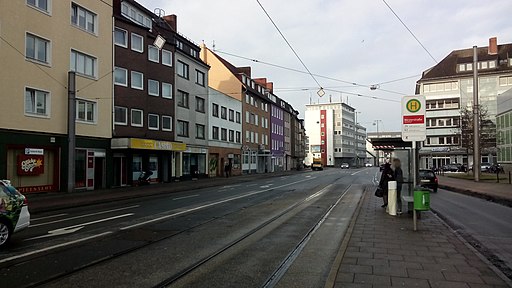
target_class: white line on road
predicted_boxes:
[30,205,139,227]
[351,169,367,176]
[26,213,134,241]
[120,177,315,230]
[31,213,69,221]
[0,232,113,264]
[173,194,199,201]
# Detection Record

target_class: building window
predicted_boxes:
[148,114,159,130]
[25,87,49,116]
[177,90,189,108]
[162,82,172,99]
[212,126,219,140]
[162,115,172,131]
[196,96,205,113]
[114,106,127,125]
[177,120,189,137]
[246,111,250,123]
[131,109,143,127]
[131,33,143,53]
[236,131,241,143]
[27,0,49,13]
[120,2,151,29]
[229,130,235,142]
[212,103,219,117]
[191,49,198,58]
[196,70,205,86]
[76,99,95,123]
[71,3,97,34]
[255,114,259,126]
[148,79,159,96]
[176,39,183,50]
[196,124,205,139]
[70,50,96,78]
[177,61,189,79]
[228,109,235,122]
[148,45,159,63]
[236,112,241,123]
[114,67,127,86]
[25,33,50,64]
[162,49,172,66]
[221,106,227,119]
[246,131,250,142]
[114,27,127,47]
[221,128,227,141]
[131,71,143,90]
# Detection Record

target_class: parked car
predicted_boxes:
[364,163,373,167]
[481,162,492,172]
[340,163,350,169]
[419,169,438,193]
[0,180,30,248]
[442,163,462,172]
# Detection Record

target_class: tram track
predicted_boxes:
[18,175,348,288]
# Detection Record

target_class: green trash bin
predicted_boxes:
[413,188,430,211]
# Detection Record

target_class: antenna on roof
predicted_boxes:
[212,40,216,51]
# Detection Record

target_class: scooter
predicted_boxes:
[137,170,153,185]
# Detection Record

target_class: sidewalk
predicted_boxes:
[329,190,511,288]
[437,175,512,207]
[26,170,302,213]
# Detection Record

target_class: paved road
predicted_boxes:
[431,188,512,278]
[0,168,376,288]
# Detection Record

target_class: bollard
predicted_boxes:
[388,181,397,216]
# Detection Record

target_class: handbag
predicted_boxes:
[374,186,383,198]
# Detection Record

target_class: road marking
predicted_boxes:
[120,177,315,230]
[305,184,332,201]
[0,232,113,264]
[173,194,199,201]
[26,213,134,241]
[31,213,68,222]
[30,205,139,227]
[260,184,273,188]
[351,169,368,176]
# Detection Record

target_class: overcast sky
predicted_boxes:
[139,0,512,132]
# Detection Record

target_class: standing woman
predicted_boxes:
[379,163,395,208]
[393,159,403,212]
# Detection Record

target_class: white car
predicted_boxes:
[365,163,373,167]
[0,180,30,247]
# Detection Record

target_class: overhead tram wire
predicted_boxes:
[381,0,437,64]
[255,0,323,90]
[377,74,421,85]
[215,50,408,96]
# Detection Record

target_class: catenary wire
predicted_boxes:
[255,0,323,90]
[216,50,408,96]
[382,0,437,63]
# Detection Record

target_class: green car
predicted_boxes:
[0,180,30,248]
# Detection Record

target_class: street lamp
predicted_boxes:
[354,111,361,167]
[373,120,383,165]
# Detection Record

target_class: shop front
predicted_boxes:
[208,147,242,177]
[111,138,186,186]
[182,146,208,180]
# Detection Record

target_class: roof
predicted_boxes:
[418,43,512,82]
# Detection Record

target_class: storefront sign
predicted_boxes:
[130,138,186,151]
[17,155,44,175]
[25,148,44,155]
[18,184,56,193]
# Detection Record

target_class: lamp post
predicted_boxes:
[354,111,361,167]
[373,120,382,165]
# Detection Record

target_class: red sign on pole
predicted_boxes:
[403,115,425,125]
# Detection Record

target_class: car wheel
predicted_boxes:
[0,219,12,248]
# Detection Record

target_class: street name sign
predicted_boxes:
[401,95,426,142]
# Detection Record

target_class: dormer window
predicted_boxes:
[121,2,152,30]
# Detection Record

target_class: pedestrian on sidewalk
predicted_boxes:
[224,162,230,178]
[378,162,395,208]
[392,158,403,212]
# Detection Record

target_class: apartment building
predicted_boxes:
[305,102,366,167]
[207,88,242,177]
[200,46,272,174]
[416,37,512,168]
[110,0,184,185]
[0,0,113,192]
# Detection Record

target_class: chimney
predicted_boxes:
[488,37,497,55]
[163,14,177,31]
[266,82,273,94]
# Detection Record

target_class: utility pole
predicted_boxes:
[374,120,381,165]
[473,46,481,182]
[67,71,76,192]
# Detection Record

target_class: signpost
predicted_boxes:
[402,95,426,142]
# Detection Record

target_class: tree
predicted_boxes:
[459,105,497,162]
